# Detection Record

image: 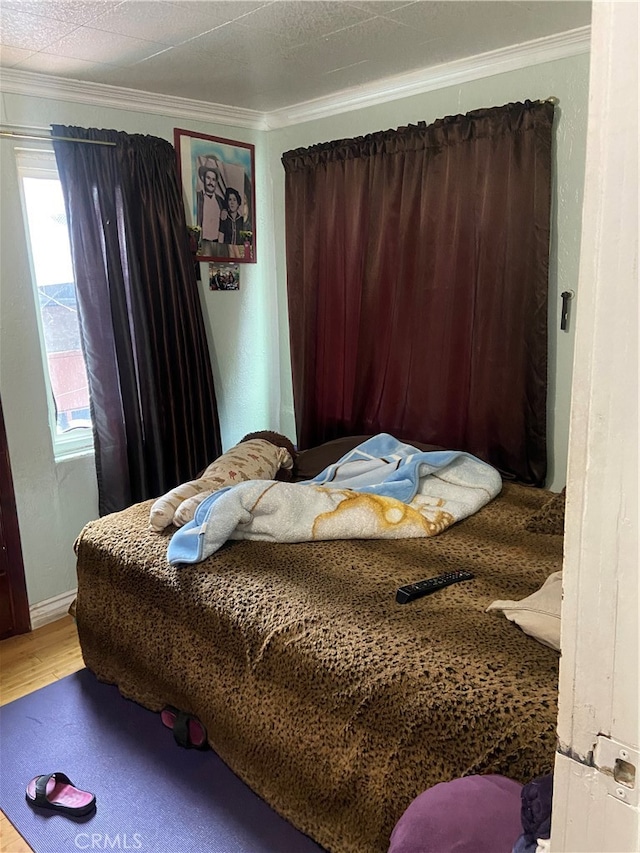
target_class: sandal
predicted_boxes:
[161,706,208,749]
[25,772,96,817]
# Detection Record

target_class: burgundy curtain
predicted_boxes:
[53,126,221,515]
[282,100,553,486]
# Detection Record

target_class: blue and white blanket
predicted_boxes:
[167,434,502,566]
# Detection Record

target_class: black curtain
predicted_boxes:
[282,101,553,486]
[53,126,221,515]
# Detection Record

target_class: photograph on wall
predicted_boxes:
[174,128,256,264]
[209,263,240,291]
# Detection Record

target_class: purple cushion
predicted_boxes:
[388,775,523,853]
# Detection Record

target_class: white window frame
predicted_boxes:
[16,146,94,460]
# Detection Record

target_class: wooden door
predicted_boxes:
[0,397,30,639]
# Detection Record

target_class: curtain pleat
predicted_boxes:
[53,126,222,515]
[282,101,553,486]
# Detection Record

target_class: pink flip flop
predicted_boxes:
[25,772,96,817]
[161,705,208,749]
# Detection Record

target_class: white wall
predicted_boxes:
[0,49,589,610]
[0,93,275,608]
[268,53,590,492]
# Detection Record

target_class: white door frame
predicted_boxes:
[552,2,638,851]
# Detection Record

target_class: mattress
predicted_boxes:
[74,480,562,853]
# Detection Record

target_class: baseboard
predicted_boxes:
[29,588,77,630]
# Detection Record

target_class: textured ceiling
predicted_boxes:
[0,1,592,112]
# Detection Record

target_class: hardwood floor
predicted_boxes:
[0,617,84,853]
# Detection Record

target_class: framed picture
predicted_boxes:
[209,263,240,291]
[174,128,256,263]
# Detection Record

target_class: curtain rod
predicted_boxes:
[0,126,116,146]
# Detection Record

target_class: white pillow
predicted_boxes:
[486,571,562,651]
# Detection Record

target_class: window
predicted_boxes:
[17,149,93,458]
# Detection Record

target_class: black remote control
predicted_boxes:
[396,570,475,604]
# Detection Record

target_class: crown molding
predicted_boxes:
[265,26,591,129]
[0,26,590,133]
[0,68,269,131]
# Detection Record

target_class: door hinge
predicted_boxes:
[594,734,638,807]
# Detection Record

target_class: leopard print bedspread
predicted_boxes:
[74,481,562,853]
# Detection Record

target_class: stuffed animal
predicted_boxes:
[149,431,296,532]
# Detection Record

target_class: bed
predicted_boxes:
[73,435,563,853]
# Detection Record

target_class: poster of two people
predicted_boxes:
[175,128,256,263]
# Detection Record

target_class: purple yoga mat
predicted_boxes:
[0,669,325,853]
